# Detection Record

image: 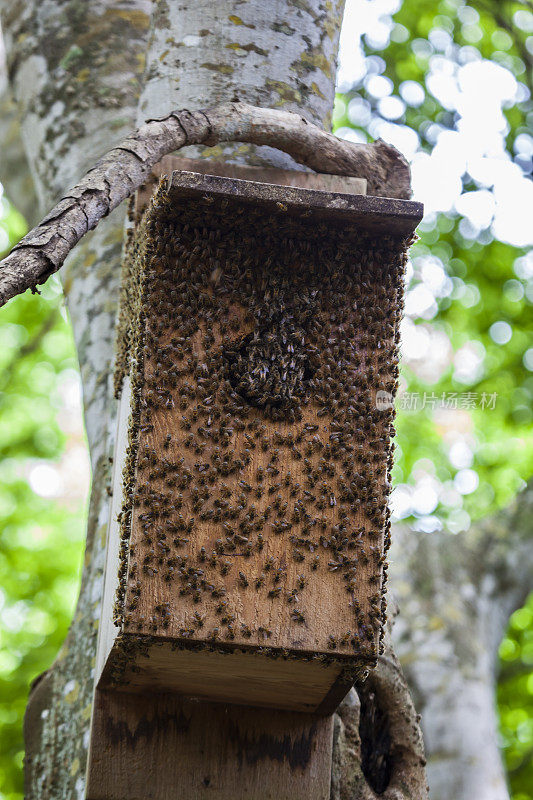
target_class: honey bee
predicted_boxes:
[290,609,305,624]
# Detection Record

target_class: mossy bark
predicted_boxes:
[1,2,347,797]
[2,1,527,799]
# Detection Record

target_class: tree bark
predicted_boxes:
[1,2,151,797]
[8,1,529,799]
[0,101,411,306]
[390,481,533,800]
[331,612,427,800]
[0,72,39,228]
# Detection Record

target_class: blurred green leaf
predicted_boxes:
[0,1,532,797]
[0,244,87,799]
[335,0,533,795]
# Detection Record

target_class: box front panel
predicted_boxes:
[118,192,406,668]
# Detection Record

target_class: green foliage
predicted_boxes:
[334,0,533,527]
[394,224,533,523]
[335,0,533,795]
[0,212,86,799]
[499,593,533,797]
[0,0,531,797]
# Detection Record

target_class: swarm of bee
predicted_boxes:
[225,296,320,419]
[113,178,413,672]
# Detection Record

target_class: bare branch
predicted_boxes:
[0,101,411,307]
[392,478,533,635]
[331,641,428,800]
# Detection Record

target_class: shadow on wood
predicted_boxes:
[87,160,422,799]
[87,688,334,800]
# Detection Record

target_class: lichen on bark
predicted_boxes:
[0,1,432,798]
[1,2,150,796]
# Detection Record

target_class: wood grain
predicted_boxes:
[95,163,422,714]
[100,639,355,713]
[0,101,413,306]
[134,155,368,222]
[87,689,334,800]
[86,161,420,800]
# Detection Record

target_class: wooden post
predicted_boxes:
[88,691,335,799]
[86,160,422,799]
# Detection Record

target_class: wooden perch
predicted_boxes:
[0,102,411,307]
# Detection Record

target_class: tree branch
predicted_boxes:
[388,483,533,800]
[331,640,428,800]
[392,479,533,636]
[0,101,411,307]
[466,479,533,615]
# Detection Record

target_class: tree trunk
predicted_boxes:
[0,1,352,797]
[3,1,527,799]
[390,483,533,800]
[2,3,152,797]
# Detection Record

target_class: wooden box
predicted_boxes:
[96,167,422,715]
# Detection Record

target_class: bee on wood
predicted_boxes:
[273,567,286,584]
[226,624,235,640]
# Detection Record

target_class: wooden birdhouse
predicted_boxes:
[95,160,422,716]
